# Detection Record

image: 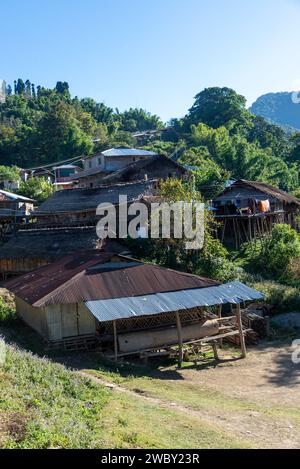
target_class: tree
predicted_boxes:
[25,79,31,98]
[119,108,164,132]
[0,165,20,184]
[127,178,234,280]
[15,79,25,95]
[55,81,70,98]
[18,177,54,204]
[179,147,229,196]
[188,87,250,130]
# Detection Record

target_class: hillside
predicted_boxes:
[250,92,300,130]
[0,343,248,449]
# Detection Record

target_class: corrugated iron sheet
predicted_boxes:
[85,281,265,322]
[5,252,219,307]
[102,148,158,157]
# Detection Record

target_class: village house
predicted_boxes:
[31,179,157,227]
[213,179,300,247]
[72,148,158,188]
[53,164,81,190]
[5,250,264,362]
[0,190,34,239]
[0,179,155,276]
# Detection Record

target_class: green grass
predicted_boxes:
[85,356,300,431]
[0,343,250,449]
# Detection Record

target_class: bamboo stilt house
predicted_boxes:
[5,251,264,363]
[213,179,300,247]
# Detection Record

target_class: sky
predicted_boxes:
[1,0,300,121]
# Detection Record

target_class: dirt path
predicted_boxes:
[78,342,300,449]
[181,343,300,407]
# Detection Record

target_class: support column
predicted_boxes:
[217,304,223,348]
[113,320,118,361]
[235,303,246,358]
[175,312,183,368]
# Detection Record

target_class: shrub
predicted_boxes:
[0,297,16,323]
[240,224,300,285]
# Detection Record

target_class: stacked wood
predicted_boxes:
[204,309,268,346]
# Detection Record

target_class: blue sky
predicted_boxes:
[1,0,300,121]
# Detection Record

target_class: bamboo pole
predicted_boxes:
[235,304,247,358]
[175,311,184,368]
[113,320,118,361]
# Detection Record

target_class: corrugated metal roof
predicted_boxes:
[85,281,265,322]
[0,190,34,202]
[102,148,158,157]
[5,251,219,307]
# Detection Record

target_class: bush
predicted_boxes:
[0,297,16,323]
[240,224,300,285]
[250,280,300,313]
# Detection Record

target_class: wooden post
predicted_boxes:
[235,304,246,358]
[212,342,219,360]
[175,312,184,368]
[217,304,223,348]
[113,320,118,361]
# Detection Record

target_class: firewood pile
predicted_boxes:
[224,309,268,346]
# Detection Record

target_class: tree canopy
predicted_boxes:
[1,80,300,195]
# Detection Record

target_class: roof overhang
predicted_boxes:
[85,281,265,322]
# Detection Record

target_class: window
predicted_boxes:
[98,157,101,166]
[89,161,92,169]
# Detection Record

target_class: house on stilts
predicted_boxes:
[212,179,300,247]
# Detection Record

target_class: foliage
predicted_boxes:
[127,178,234,281]
[240,224,300,285]
[0,165,20,184]
[18,177,55,204]
[187,87,251,131]
[250,279,300,314]
[1,79,299,202]
[178,147,229,196]
[0,297,15,323]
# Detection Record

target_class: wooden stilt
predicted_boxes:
[175,311,183,368]
[235,304,246,358]
[113,320,118,361]
[217,304,223,348]
[212,342,219,360]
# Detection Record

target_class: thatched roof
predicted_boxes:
[214,179,300,206]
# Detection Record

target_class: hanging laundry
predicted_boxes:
[259,199,270,213]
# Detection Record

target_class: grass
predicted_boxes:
[0,342,250,449]
[84,354,300,431]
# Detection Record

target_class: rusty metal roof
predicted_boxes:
[5,251,219,307]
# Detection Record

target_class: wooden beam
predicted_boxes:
[235,304,247,358]
[175,311,184,368]
[113,320,118,361]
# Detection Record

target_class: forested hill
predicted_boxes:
[1,80,300,193]
[250,92,300,131]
